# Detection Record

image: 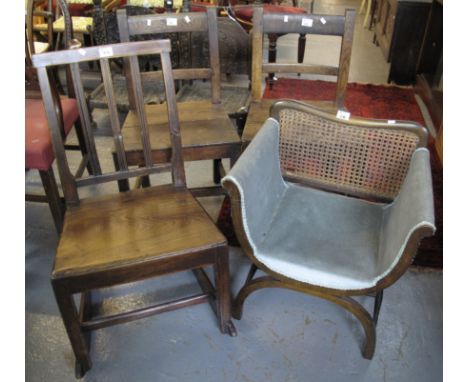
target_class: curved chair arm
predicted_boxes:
[376,148,436,283]
[222,118,288,248]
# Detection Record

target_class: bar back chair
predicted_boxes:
[223,100,435,359]
[32,39,236,378]
[116,7,241,196]
[242,7,356,146]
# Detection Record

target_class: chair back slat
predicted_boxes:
[100,57,128,171]
[251,7,356,106]
[36,66,80,205]
[160,51,186,187]
[69,62,102,176]
[117,8,221,108]
[128,54,154,168]
[32,40,185,206]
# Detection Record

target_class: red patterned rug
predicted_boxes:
[217,79,442,268]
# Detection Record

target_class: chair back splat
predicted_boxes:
[251,7,356,108]
[117,8,221,109]
[32,40,185,206]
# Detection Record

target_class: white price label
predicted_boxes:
[78,48,87,56]
[166,18,177,26]
[284,15,289,22]
[387,120,396,124]
[147,19,151,26]
[302,18,313,27]
[336,110,351,120]
[99,47,113,58]
[320,17,327,24]
[184,15,191,23]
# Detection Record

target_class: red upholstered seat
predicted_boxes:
[25,98,79,171]
[235,4,307,21]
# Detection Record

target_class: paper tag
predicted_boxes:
[302,18,313,27]
[284,15,289,22]
[99,46,113,58]
[320,17,327,24]
[387,120,396,124]
[78,48,87,56]
[184,15,191,23]
[166,18,177,26]
[336,110,351,120]
[147,19,151,26]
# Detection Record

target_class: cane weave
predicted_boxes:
[278,109,420,200]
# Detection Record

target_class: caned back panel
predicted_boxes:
[277,107,425,201]
[32,40,185,206]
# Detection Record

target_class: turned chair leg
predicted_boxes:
[39,168,65,234]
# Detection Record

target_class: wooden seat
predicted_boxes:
[54,185,225,277]
[32,39,236,378]
[117,8,241,196]
[242,7,356,147]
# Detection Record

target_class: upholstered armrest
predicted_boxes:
[377,148,436,277]
[222,118,288,247]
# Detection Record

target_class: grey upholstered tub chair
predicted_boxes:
[222,100,436,359]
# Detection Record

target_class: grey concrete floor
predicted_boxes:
[25,1,442,381]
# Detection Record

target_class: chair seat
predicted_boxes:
[242,99,338,145]
[34,16,93,34]
[254,183,385,291]
[25,97,79,170]
[235,4,307,21]
[122,101,240,158]
[53,185,226,278]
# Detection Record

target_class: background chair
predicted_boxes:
[116,7,241,196]
[32,39,236,378]
[25,0,90,234]
[222,100,435,359]
[242,7,356,146]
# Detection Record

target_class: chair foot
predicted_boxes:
[75,360,87,379]
[222,319,238,337]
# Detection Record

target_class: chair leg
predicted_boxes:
[373,290,384,325]
[214,246,237,336]
[213,159,222,184]
[297,34,306,76]
[233,275,376,359]
[267,34,278,90]
[52,280,92,378]
[39,168,65,234]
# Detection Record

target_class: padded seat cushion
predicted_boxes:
[235,4,307,21]
[25,98,78,170]
[255,184,384,290]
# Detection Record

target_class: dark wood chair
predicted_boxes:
[242,7,356,146]
[32,39,236,378]
[25,0,90,234]
[223,100,435,359]
[116,7,241,196]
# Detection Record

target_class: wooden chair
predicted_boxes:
[116,7,241,196]
[242,7,356,146]
[25,0,90,234]
[223,100,435,359]
[32,39,236,378]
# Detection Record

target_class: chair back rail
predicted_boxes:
[32,40,185,206]
[117,8,221,109]
[251,7,356,108]
[270,100,428,201]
